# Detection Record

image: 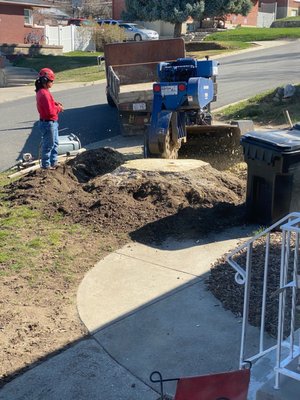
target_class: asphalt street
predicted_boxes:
[0,84,119,171]
[213,39,300,109]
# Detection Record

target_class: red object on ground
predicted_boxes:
[174,369,250,400]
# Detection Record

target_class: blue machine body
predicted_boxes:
[157,57,218,82]
[147,57,218,157]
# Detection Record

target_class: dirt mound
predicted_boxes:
[71,147,126,182]
[6,148,246,242]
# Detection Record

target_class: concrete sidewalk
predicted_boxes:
[0,224,273,400]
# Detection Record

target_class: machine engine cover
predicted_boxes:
[187,77,214,108]
[196,59,218,78]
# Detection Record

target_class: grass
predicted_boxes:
[187,40,252,59]
[13,51,106,82]
[0,172,98,279]
[214,84,300,125]
[205,27,300,42]
[278,16,300,21]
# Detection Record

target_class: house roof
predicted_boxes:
[0,0,51,7]
[40,7,70,19]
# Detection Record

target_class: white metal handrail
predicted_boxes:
[226,212,300,389]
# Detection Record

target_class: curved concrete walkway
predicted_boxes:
[77,225,261,397]
[76,224,298,400]
[1,224,263,400]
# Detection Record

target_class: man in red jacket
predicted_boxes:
[35,68,63,169]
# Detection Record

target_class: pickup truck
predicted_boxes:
[103,38,185,135]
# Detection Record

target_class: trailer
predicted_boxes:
[104,38,186,136]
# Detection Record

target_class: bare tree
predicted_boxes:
[52,0,112,18]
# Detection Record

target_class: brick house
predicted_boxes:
[112,0,123,20]
[226,1,259,26]
[259,0,300,18]
[112,0,260,27]
[0,0,51,44]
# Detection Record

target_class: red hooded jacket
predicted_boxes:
[36,88,62,121]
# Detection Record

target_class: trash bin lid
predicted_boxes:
[241,126,300,153]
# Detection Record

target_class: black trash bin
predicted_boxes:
[241,124,300,225]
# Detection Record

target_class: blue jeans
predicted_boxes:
[39,120,59,168]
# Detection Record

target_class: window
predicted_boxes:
[24,9,33,25]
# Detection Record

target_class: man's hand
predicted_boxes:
[56,101,64,112]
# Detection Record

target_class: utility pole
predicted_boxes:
[72,0,83,17]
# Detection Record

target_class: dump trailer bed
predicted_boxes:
[104,39,185,135]
[118,82,155,104]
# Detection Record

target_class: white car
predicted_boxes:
[118,23,159,41]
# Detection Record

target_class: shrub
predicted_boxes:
[93,25,126,51]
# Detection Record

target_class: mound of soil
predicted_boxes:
[6,148,246,242]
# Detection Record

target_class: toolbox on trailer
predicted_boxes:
[241,123,300,224]
[57,134,81,155]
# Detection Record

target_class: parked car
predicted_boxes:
[118,23,159,41]
[67,18,94,26]
[97,19,122,26]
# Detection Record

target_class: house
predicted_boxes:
[112,0,259,28]
[259,0,300,18]
[0,0,51,44]
[112,0,123,20]
[226,1,259,26]
[112,0,299,29]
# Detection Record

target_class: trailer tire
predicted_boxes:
[106,93,116,108]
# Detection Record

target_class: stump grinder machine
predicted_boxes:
[144,56,252,159]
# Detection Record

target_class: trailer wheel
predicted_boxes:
[106,93,116,108]
[134,34,142,41]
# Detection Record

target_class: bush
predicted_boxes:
[93,25,126,51]
[271,20,300,28]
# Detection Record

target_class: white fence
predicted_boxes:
[45,25,96,53]
[257,2,277,27]
[257,11,276,27]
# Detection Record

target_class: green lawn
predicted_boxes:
[13,51,106,82]
[214,84,300,126]
[205,27,300,42]
[278,16,300,21]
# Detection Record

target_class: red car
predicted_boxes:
[67,18,94,26]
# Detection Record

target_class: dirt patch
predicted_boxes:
[1,147,247,387]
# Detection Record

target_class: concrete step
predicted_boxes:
[1,65,37,87]
[248,345,300,400]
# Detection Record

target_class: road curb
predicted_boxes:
[0,68,7,87]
